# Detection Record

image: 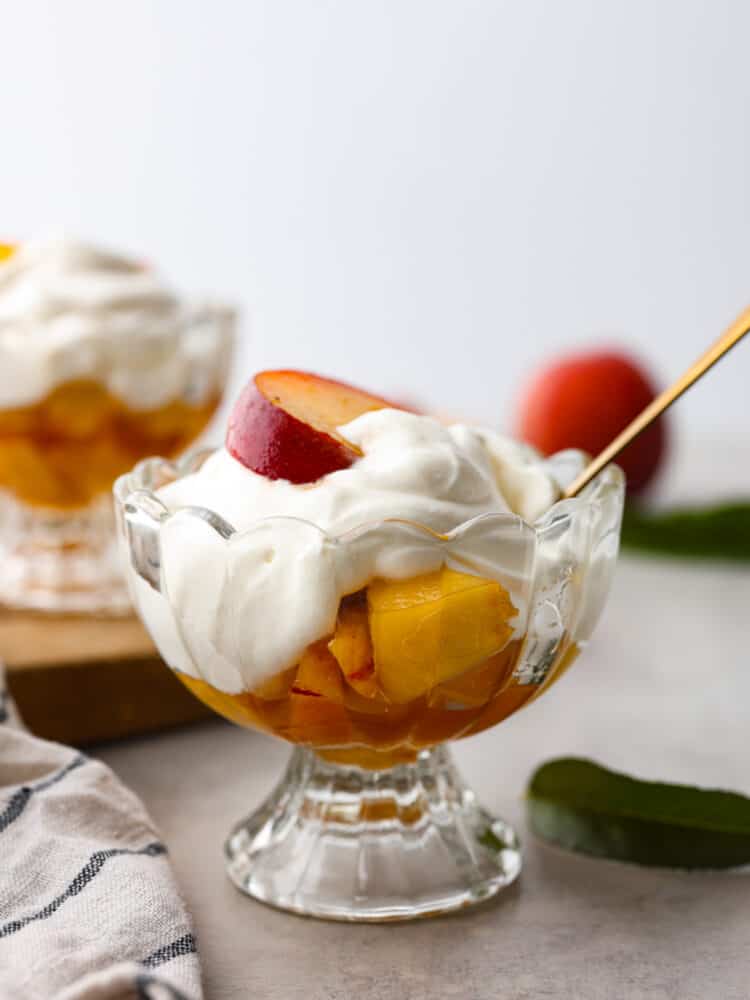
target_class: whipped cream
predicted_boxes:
[161,409,559,530]
[126,410,566,694]
[0,237,234,410]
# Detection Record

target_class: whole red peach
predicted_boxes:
[515,350,667,493]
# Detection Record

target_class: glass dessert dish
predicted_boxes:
[0,239,235,613]
[115,370,624,920]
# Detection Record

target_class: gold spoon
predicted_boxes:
[563,305,750,498]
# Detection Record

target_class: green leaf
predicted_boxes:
[527,758,750,869]
[621,501,750,561]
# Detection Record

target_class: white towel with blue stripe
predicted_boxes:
[0,666,201,1000]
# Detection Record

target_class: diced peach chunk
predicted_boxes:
[430,655,505,709]
[0,406,35,435]
[328,602,378,698]
[285,695,352,745]
[430,638,521,709]
[291,642,345,703]
[284,643,352,744]
[42,380,116,438]
[368,567,517,704]
[252,666,297,700]
[0,439,69,507]
[177,673,268,730]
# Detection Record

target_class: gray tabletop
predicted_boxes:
[96,439,750,1000]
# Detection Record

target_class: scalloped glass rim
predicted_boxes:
[113,446,625,543]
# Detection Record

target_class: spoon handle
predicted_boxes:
[563,306,750,499]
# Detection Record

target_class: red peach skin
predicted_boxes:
[226,370,395,484]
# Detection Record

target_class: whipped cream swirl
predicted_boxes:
[0,237,234,410]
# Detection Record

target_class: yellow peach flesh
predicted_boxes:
[367,567,517,704]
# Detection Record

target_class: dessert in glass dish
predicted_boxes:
[116,369,624,920]
[0,238,235,613]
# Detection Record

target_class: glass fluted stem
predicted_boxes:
[0,491,130,614]
[224,744,521,922]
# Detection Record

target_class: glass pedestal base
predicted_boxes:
[0,491,130,614]
[225,745,521,922]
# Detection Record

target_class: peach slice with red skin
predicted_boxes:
[226,370,397,484]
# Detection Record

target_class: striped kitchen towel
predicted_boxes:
[0,665,202,1000]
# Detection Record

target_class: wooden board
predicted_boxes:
[0,610,212,745]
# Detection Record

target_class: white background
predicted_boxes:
[1,0,749,444]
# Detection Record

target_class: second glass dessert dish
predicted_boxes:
[0,238,235,613]
[116,370,624,921]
